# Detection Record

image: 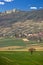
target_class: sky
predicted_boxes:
[0,0,43,12]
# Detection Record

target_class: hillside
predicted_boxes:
[0,9,43,37]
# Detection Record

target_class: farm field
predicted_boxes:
[0,38,26,47]
[0,38,43,65]
[0,38,43,47]
[0,38,43,51]
[0,51,43,65]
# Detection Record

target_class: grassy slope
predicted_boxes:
[0,51,43,65]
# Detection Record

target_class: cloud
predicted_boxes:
[0,2,5,5]
[4,0,13,2]
[30,7,37,10]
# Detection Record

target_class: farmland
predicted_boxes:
[0,38,43,51]
[0,38,26,47]
[0,38,43,65]
[0,51,43,65]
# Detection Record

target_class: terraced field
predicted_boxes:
[0,51,43,65]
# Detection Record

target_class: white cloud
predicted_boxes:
[0,2,5,5]
[30,7,37,10]
[4,0,13,2]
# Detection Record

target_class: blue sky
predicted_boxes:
[0,0,43,12]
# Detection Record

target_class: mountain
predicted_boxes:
[0,9,43,37]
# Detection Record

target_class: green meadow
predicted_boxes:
[0,51,43,65]
[0,38,26,47]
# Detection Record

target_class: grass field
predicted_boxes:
[0,51,43,65]
[0,38,26,47]
[0,38,43,47]
[0,38,43,65]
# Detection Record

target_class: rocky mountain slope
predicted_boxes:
[0,9,43,37]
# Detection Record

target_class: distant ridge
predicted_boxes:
[0,9,43,21]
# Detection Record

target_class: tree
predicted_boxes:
[29,48,36,55]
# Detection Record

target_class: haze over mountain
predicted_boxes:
[0,9,43,37]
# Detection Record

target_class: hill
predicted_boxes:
[0,9,43,37]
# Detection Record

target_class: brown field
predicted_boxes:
[0,46,43,51]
